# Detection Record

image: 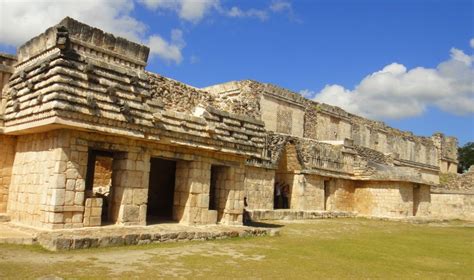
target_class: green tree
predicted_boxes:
[458,142,474,173]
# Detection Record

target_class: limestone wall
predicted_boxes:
[430,193,474,221]
[353,182,430,217]
[174,160,245,226]
[244,166,275,210]
[290,174,325,211]
[14,129,246,229]
[7,131,76,228]
[327,179,355,212]
[0,135,16,213]
[310,112,352,141]
[253,87,441,169]
[260,94,305,137]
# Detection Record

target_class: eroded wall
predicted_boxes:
[326,179,355,212]
[353,182,430,217]
[7,131,69,228]
[244,166,275,210]
[260,94,305,137]
[290,174,325,211]
[430,193,474,221]
[0,135,15,213]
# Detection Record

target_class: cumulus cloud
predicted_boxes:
[299,89,316,99]
[270,0,292,13]
[0,0,185,64]
[139,0,297,23]
[227,6,269,21]
[139,0,219,23]
[308,41,474,119]
[146,29,185,63]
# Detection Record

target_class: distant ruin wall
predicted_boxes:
[260,92,305,137]
[250,85,444,168]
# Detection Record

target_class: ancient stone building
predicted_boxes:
[0,18,472,230]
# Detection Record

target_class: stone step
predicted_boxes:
[247,210,356,221]
[0,222,36,245]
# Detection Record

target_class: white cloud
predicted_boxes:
[311,42,474,119]
[227,7,268,21]
[146,29,185,63]
[0,0,184,64]
[139,0,297,23]
[139,0,219,23]
[299,89,315,99]
[270,0,292,13]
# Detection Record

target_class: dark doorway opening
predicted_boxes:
[209,166,219,211]
[147,158,177,223]
[324,180,330,210]
[209,165,229,223]
[413,185,420,216]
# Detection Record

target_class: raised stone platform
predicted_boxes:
[0,222,279,251]
[247,210,355,221]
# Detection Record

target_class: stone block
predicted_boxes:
[51,189,66,206]
[91,207,102,217]
[132,189,148,205]
[65,191,75,205]
[89,216,101,227]
[121,205,139,222]
[66,179,76,191]
[74,192,84,205]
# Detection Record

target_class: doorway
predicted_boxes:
[324,180,330,210]
[413,185,420,216]
[209,165,228,222]
[147,158,177,223]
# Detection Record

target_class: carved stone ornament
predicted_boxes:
[19,71,27,81]
[56,26,70,50]
[26,81,34,91]
[37,93,44,104]
[84,61,94,74]
[87,93,98,109]
[12,100,20,112]
[119,101,130,115]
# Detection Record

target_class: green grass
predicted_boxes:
[0,218,472,279]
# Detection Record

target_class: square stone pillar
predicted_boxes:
[110,151,150,226]
[218,166,245,226]
[173,160,212,225]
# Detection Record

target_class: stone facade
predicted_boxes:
[353,182,431,217]
[0,135,15,213]
[0,17,471,235]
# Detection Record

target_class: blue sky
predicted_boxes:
[1,0,473,145]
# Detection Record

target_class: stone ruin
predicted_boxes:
[0,17,472,231]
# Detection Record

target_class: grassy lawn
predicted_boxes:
[0,218,472,279]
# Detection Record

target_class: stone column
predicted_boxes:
[219,165,245,226]
[111,151,150,226]
[173,160,212,225]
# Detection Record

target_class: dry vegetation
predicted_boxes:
[0,218,472,279]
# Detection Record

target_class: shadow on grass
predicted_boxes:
[245,221,284,228]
